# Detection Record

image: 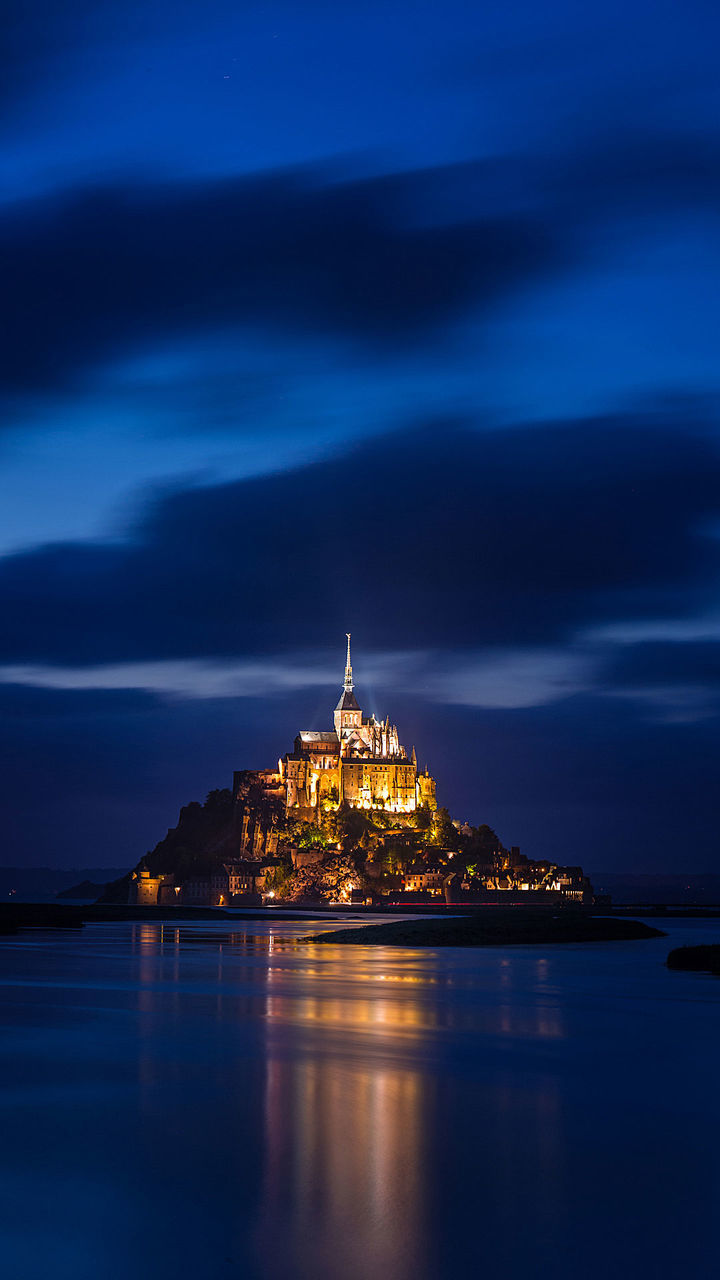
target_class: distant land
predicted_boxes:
[0,867,129,903]
[590,873,720,905]
[56,880,111,901]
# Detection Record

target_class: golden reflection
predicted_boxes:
[135,922,160,1012]
[257,1055,428,1280]
[274,993,431,1032]
[254,950,432,1279]
[133,923,162,1093]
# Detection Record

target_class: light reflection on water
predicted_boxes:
[0,916,719,1280]
[258,1056,427,1280]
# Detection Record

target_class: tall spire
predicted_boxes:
[344,633,353,691]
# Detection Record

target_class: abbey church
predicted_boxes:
[279,636,436,817]
[125,635,594,908]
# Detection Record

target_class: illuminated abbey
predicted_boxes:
[124,634,594,909]
[279,636,436,817]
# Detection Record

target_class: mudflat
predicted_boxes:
[305,912,665,946]
[667,944,720,974]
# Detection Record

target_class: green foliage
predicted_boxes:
[365,808,395,831]
[412,803,433,832]
[297,824,329,850]
[319,786,339,814]
[276,814,306,840]
[264,862,293,893]
[374,842,405,874]
[324,801,373,850]
[461,823,505,869]
[433,807,459,849]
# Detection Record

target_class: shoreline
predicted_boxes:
[0,899,679,941]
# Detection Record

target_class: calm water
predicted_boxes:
[1,915,719,1280]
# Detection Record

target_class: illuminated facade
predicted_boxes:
[279,636,436,816]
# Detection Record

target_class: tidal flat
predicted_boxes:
[667,943,720,974]
[305,911,664,946]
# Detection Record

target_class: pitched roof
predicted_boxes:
[335,688,360,711]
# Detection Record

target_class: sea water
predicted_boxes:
[0,916,718,1280]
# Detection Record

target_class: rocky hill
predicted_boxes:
[97,776,592,907]
[98,788,241,903]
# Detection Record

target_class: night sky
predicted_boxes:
[2,0,719,872]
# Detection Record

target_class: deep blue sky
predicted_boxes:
[2,0,719,871]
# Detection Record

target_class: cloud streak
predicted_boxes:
[0,164,551,395]
[0,644,595,710]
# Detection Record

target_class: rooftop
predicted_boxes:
[335,688,361,712]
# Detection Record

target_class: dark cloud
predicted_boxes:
[0,164,551,393]
[3,129,718,397]
[0,400,718,665]
[562,132,720,218]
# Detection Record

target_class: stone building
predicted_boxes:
[182,875,212,906]
[182,868,232,907]
[403,862,446,895]
[128,861,177,905]
[279,636,437,818]
[225,860,268,896]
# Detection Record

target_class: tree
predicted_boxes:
[433,807,459,850]
[204,788,234,819]
[264,862,293,893]
[325,802,374,853]
[375,841,406,875]
[297,824,328,850]
[466,824,505,862]
[413,803,433,832]
[454,823,506,879]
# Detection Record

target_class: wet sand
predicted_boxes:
[306,912,665,946]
